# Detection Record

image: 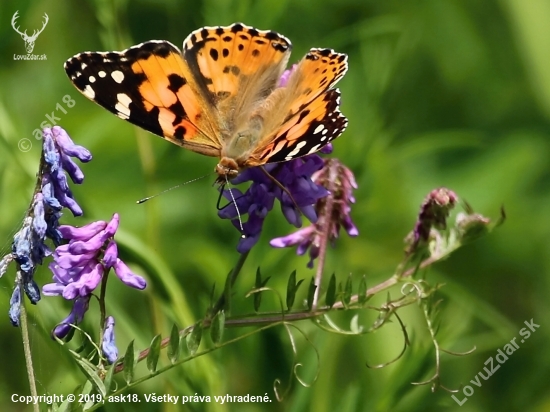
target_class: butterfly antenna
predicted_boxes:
[136,173,212,204]
[259,166,302,214]
[224,175,245,237]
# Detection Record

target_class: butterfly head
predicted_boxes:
[215,157,240,184]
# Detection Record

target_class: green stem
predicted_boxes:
[114,236,453,375]
[18,277,39,412]
[210,250,250,315]
[97,269,110,364]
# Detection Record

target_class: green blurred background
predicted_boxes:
[1,0,550,411]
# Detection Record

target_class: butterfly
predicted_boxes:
[64,22,348,182]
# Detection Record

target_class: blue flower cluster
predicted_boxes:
[43,213,146,344]
[1,126,91,325]
[1,126,145,364]
[270,158,358,268]
[218,154,329,252]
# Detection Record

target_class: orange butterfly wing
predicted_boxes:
[65,41,220,156]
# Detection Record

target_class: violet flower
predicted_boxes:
[1,126,91,325]
[219,155,329,252]
[43,213,147,339]
[406,188,458,255]
[270,158,358,268]
[102,316,118,364]
[52,296,90,341]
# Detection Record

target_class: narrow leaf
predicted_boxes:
[254,267,262,312]
[147,334,162,372]
[167,324,180,363]
[286,270,297,311]
[210,310,225,345]
[307,277,317,311]
[68,351,106,397]
[123,340,135,384]
[358,275,368,304]
[209,283,216,310]
[103,363,115,395]
[187,322,203,355]
[325,273,337,308]
[344,274,353,306]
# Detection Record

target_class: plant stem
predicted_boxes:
[97,269,110,363]
[116,242,450,375]
[19,286,39,412]
[312,161,338,309]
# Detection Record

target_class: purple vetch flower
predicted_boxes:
[8,284,22,326]
[102,316,118,364]
[42,126,92,217]
[219,155,329,253]
[52,296,90,340]
[406,188,458,255]
[43,213,147,339]
[1,126,92,325]
[270,158,358,268]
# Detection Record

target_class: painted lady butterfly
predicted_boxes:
[64,23,348,181]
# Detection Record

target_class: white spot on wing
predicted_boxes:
[81,63,87,70]
[111,70,124,83]
[83,85,95,99]
[307,144,321,154]
[98,71,106,78]
[89,76,96,83]
[284,141,307,160]
[115,93,132,119]
[314,125,324,134]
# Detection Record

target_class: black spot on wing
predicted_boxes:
[168,73,186,92]
[209,48,219,61]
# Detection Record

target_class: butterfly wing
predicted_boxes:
[64,41,221,156]
[182,23,292,137]
[248,48,348,165]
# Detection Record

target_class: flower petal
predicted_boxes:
[59,221,107,241]
[102,316,118,364]
[113,259,146,290]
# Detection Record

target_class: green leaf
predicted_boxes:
[187,322,203,355]
[358,275,368,305]
[343,274,352,306]
[325,273,337,308]
[307,277,317,311]
[123,340,135,384]
[286,270,304,311]
[103,364,115,395]
[254,267,262,312]
[210,310,225,345]
[81,380,96,410]
[286,270,297,311]
[253,268,271,312]
[209,282,216,310]
[147,334,162,372]
[168,324,180,364]
[69,351,106,397]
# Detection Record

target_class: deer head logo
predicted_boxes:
[11,11,49,54]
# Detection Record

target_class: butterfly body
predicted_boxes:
[64,23,348,180]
